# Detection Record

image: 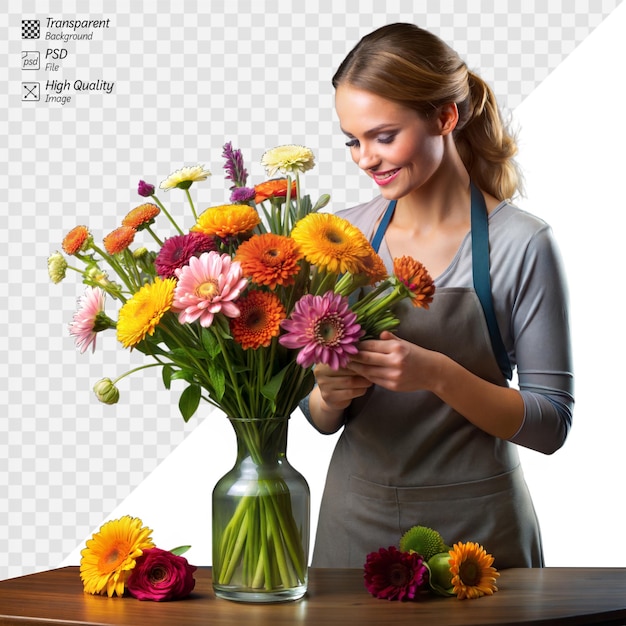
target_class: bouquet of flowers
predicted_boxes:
[49,142,435,596]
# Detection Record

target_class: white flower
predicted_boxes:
[261,145,315,177]
[160,165,212,190]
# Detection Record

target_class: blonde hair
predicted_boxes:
[333,23,522,200]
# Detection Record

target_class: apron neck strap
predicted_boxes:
[370,184,512,380]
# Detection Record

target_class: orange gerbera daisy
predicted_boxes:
[230,290,286,350]
[192,204,261,239]
[122,203,160,230]
[235,233,302,289]
[358,249,389,285]
[448,542,500,600]
[62,225,91,255]
[290,213,371,274]
[393,256,435,308]
[103,226,137,255]
[254,179,297,204]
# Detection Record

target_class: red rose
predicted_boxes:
[127,547,197,601]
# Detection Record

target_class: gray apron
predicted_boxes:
[311,190,543,569]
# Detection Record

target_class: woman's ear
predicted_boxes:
[437,102,459,136]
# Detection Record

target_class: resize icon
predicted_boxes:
[22,82,40,101]
[22,51,40,70]
[22,19,40,39]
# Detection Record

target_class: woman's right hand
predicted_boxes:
[308,363,373,433]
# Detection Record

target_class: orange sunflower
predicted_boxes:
[235,233,302,289]
[290,213,372,274]
[122,203,160,231]
[230,290,286,350]
[192,204,260,239]
[103,226,137,255]
[254,179,297,204]
[393,256,435,308]
[448,541,500,600]
[79,515,155,597]
[62,225,91,255]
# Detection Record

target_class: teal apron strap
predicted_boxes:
[372,186,512,380]
[470,182,513,380]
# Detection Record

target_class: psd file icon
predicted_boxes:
[22,51,40,70]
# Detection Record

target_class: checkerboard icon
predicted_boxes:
[22,19,40,39]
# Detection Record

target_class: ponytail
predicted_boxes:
[454,71,523,200]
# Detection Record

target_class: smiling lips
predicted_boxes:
[371,168,401,186]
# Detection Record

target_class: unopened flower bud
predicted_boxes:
[138,180,155,197]
[47,252,67,283]
[93,378,120,405]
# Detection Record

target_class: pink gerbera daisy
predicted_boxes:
[155,232,217,278]
[173,251,248,327]
[279,291,362,369]
[69,287,114,353]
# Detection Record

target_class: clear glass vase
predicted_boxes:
[212,416,310,602]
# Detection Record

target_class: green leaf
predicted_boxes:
[179,384,201,422]
[261,365,289,404]
[201,327,222,358]
[170,545,191,556]
[170,369,196,384]
[162,365,174,390]
[207,362,226,401]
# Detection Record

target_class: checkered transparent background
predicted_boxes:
[0,0,621,580]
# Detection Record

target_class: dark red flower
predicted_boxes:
[155,232,217,278]
[126,548,196,601]
[363,546,428,601]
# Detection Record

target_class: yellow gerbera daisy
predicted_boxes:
[448,541,500,600]
[160,165,211,190]
[116,277,176,348]
[192,204,261,239]
[290,212,371,274]
[79,515,155,597]
[261,145,315,177]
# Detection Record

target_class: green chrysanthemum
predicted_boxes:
[399,525,449,561]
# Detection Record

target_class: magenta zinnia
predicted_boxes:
[155,232,217,279]
[69,286,113,353]
[279,291,362,369]
[173,251,247,327]
[364,546,429,601]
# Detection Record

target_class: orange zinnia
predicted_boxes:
[235,233,302,289]
[254,179,297,204]
[230,290,286,350]
[192,204,260,238]
[103,226,136,255]
[122,203,160,230]
[358,250,389,285]
[393,256,435,308]
[62,225,91,255]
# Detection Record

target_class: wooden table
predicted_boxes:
[1,567,626,625]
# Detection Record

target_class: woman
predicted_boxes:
[303,23,574,569]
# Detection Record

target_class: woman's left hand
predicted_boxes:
[348,331,437,393]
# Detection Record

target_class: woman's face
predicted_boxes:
[335,84,447,200]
